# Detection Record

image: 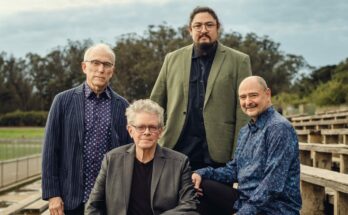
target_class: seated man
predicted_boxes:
[192,76,302,215]
[86,99,199,215]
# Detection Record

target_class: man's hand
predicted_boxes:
[48,197,64,215]
[191,173,203,196]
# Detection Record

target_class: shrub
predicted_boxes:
[310,79,348,106]
[0,110,48,126]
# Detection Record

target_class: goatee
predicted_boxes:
[196,42,217,56]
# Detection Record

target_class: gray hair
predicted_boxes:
[83,43,116,64]
[126,99,164,127]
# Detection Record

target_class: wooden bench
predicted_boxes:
[20,199,48,215]
[296,129,348,145]
[301,165,348,215]
[321,129,348,145]
[1,193,41,215]
[296,130,322,143]
[293,119,348,131]
[299,143,348,174]
[291,111,348,124]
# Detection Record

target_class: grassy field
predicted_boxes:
[0,127,44,139]
[0,127,44,160]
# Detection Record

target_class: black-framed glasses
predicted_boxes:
[191,22,217,31]
[131,124,161,133]
[84,59,114,69]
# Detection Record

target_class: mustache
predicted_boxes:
[246,104,257,108]
[199,33,211,40]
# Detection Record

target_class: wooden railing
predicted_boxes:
[0,154,41,191]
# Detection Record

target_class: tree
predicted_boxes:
[112,24,191,100]
[0,53,33,113]
[222,32,309,95]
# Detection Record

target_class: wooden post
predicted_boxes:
[301,181,326,215]
[343,134,348,145]
[334,191,348,215]
[340,154,348,174]
[313,152,332,170]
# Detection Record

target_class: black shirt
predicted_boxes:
[127,158,154,215]
[174,43,218,169]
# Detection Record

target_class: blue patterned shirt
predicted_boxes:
[196,107,301,215]
[83,83,112,202]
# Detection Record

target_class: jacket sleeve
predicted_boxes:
[42,95,63,200]
[232,55,252,157]
[161,158,199,215]
[85,155,108,215]
[150,53,169,113]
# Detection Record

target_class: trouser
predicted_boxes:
[65,203,85,215]
[198,179,239,215]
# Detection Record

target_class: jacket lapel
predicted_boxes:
[110,89,121,147]
[150,145,165,207]
[204,43,226,107]
[73,84,85,146]
[183,45,194,105]
[124,145,135,210]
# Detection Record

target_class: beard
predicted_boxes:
[194,32,217,54]
[195,41,217,56]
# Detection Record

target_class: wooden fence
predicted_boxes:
[0,154,41,191]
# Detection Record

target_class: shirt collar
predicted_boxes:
[84,82,111,99]
[248,106,275,133]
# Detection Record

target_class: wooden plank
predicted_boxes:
[299,143,348,155]
[340,155,348,174]
[300,180,326,215]
[21,199,48,214]
[41,209,51,215]
[321,129,348,135]
[292,118,348,127]
[334,191,348,215]
[301,165,348,193]
[1,193,41,215]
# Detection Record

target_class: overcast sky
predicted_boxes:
[1,0,347,68]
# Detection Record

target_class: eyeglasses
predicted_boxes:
[85,60,114,69]
[131,124,161,133]
[191,22,217,31]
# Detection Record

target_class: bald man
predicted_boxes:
[192,76,301,215]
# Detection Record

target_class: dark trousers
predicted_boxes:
[190,161,225,171]
[198,179,239,215]
[65,203,84,215]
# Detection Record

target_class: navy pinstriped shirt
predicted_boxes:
[197,107,302,215]
[83,83,112,202]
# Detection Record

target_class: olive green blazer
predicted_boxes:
[150,42,252,163]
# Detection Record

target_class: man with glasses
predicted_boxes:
[151,6,252,170]
[42,43,132,215]
[85,99,199,215]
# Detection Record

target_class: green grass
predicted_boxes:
[0,142,42,160]
[0,127,44,160]
[0,127,44,139]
